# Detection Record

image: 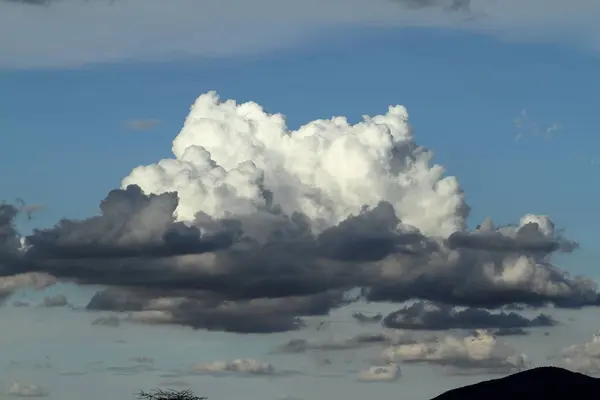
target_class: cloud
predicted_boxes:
[2,92,598,334]
[357,364,401,382]
[131,356,155,364]
[1,0,600,69]
[127,119,161,131]
[556,331,600,376]
[276,331,419,353]
[190,359,276,376]
[352,312,383,323]
[513,109,563,141]
[91,314,121,327]
[157,380,191,388]
[392,0,470,13]
[0,273,57,303]
[107,364,156,375]
[7,382,49,398]
[382,301,557,330]
[1,0,116,6]
[381,329,529,375]
[42,293,68,307]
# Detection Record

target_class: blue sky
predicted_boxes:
[2,1,600,399]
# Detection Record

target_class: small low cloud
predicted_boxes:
[0,273,56,303]
[381,329,529,375]
[127,119,160,131]
[91,315,121,327]
[14,200,43,221]
[357,364,401,382]
[42,294,68,307]
[392,0,470,13]
[157,380,190,388]
[556,331,600,375]
[60,371,86,377]
[383,301,557,330]
[7,382,49,398]
[190,359,276,376]
[11,300,29,307]
[276,331,419,354]
[1,91,597,339]
[131,356,154,364]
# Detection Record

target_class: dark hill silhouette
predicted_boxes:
[431,367,599,399]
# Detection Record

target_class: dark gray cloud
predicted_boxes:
[7,382,49,398]
[131,356,154,364]
[1,0,115,6]
[1,184,598,333]
[383,301,557,330]
[382,330,529,375]
[0,0,598,70]
[91,315,121,327]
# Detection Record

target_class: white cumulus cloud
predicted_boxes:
[191,358,276,375]
[381,329,530,374]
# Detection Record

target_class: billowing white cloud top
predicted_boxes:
[123,91,466,237]
[191,358,276,375]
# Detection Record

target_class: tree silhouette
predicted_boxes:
[137,389,207,400]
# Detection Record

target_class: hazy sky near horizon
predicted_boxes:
[2,1,600,399]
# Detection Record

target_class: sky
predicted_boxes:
[2,0,600,399]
